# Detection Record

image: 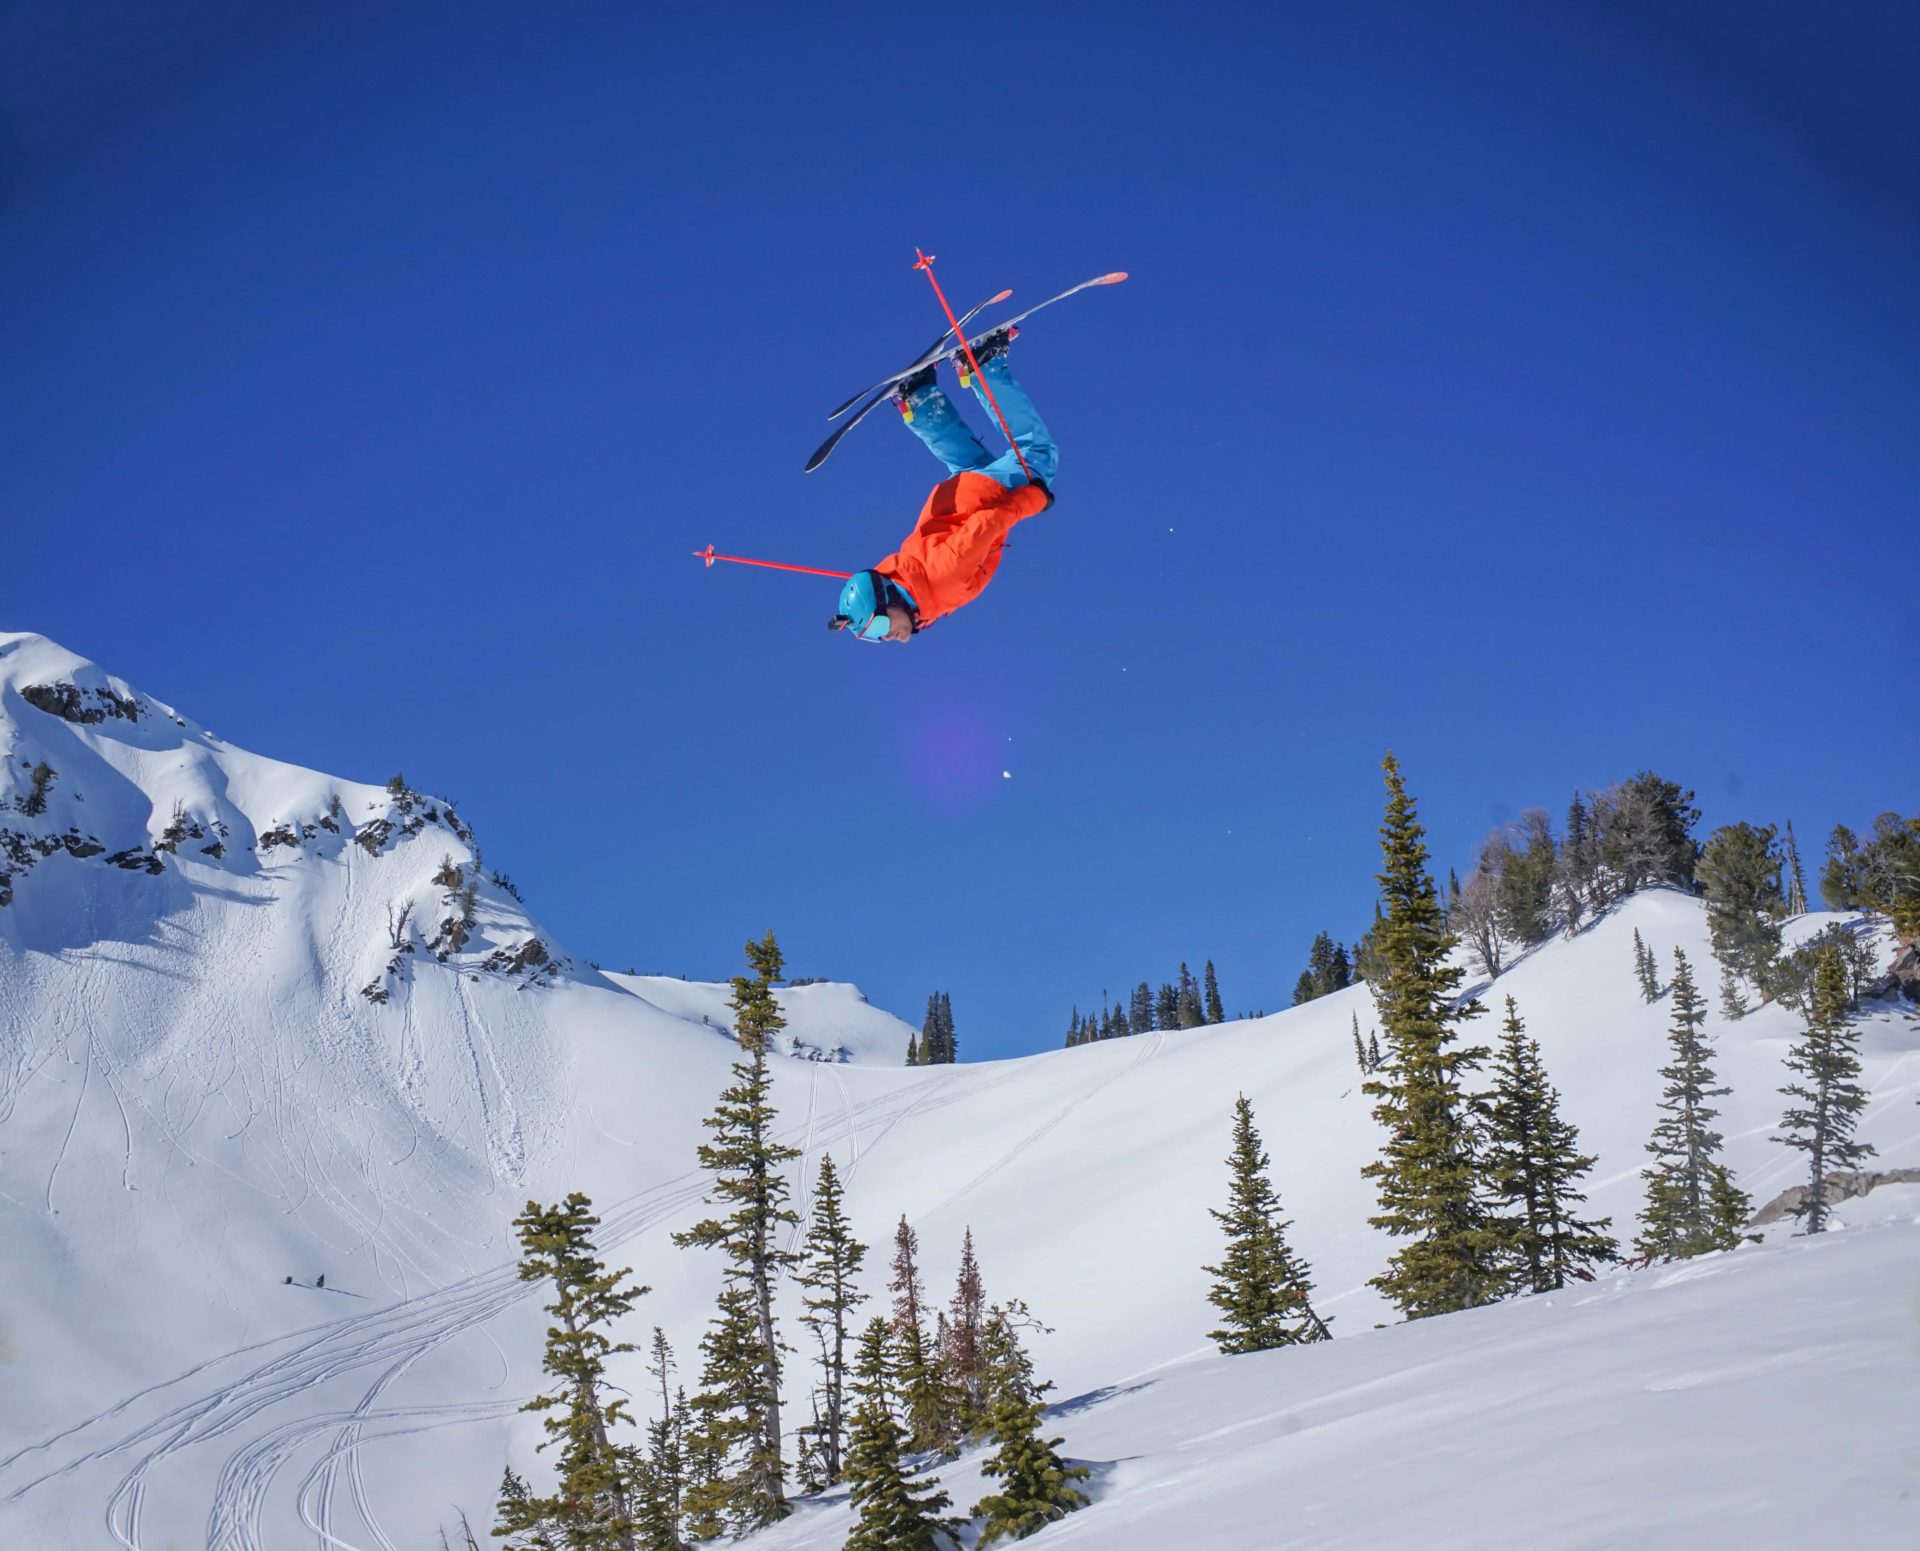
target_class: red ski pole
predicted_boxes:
[913,249,1034,483]
[693,544,853,581]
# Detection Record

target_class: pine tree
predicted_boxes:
[915,992,957,1064]
[1697,821,1786,994]
[795,1154,867,1487]
[1361,754,1501,1319]
[1351,903,1387,988]
[920,994,941,1068]
[889,1217,953,1455]
[1203,960,1225,1024]
[1352,1012,1369,1076]
[969,1314,1088,1546]
[1819,824,1863,910]
[1204,1095,1331,1350]
[1291,970,1316,1007]
[1635,949,1750,1261]
[940,1229,989,1438]
[1632,928,1660,1002]
[1598,771,1703,892]
[1366,1030,1381,1072]
[1497,809,1558,945]
[1175,963,1205,1028]
[635,1331,689,1551]
[1130,981,1155,1034]
[842,1318,956,1551]
[503,1194,648,1551]
[494,1467,562,1551]
[1718,965,1749,1021]
[1783,820,1809,916]
[1482,999,1618,1292]
[1558,791,1594,936]
[671,933,799,1534]
[906,1032,922,1066]
[1706,1162,1755,1249]
[1154,981,1179,1030]
[1772,948,1876,1233]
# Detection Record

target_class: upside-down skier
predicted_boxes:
[828,328,1057,645]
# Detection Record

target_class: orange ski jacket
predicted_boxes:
[874,472,1051,628]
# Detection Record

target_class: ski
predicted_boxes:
[826,288,1012,420]
[804,271,1128,473]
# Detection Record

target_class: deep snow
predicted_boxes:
[1,630,1914,1549]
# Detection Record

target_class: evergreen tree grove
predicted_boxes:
[1204,1095,1331,1351]
[1361,753,1502,1320]
[500,1194,649,1551]
[1482,999,1618,1292]
[843,1318,956,1551]
[1772,948,1876,1233]
[670,932,800,1535]
[1203,960,1225,1024]
[889,1217,954,1454]
[1635,949,1751,1261]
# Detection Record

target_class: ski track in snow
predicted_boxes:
[937,1030,1168,1214]
[6,1065,953,1549]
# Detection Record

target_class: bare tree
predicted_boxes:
[1456,836,1508,979]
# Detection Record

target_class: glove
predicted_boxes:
[1030,476,1056,511]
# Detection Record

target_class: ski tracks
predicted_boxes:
[937,1031,1168,1212]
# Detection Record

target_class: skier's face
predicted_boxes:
[880,606,915,643]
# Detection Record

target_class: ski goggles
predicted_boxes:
[852,610,893,642]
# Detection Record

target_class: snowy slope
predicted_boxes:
[752,1190,1920,1551]
[1,630,1915,1549]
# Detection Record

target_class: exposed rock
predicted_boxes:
[1750,1167,1920,1226]
[482,938,550,976]
[21,681,143,724]
[353,819,394,857]
[105,848,165,875]
[257,824,299,852]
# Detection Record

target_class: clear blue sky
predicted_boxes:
[5,2,1916,1057]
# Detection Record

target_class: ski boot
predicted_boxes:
[893,362,938,423]
[953,325,1017,387]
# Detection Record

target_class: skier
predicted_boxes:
[829,330,1056,643]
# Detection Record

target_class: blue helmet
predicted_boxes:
[831,570,915,642]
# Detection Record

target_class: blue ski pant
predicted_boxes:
[900,355,1058,489]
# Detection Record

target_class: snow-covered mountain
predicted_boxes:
[1,630,1914,1549]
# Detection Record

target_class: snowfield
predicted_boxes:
[1,630,1914,1549]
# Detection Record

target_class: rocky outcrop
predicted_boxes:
[20,681,144,724]
[1751,1167,1920,1225]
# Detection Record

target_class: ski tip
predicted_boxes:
[1096,271,1129,285]
[990,288,1013,303]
